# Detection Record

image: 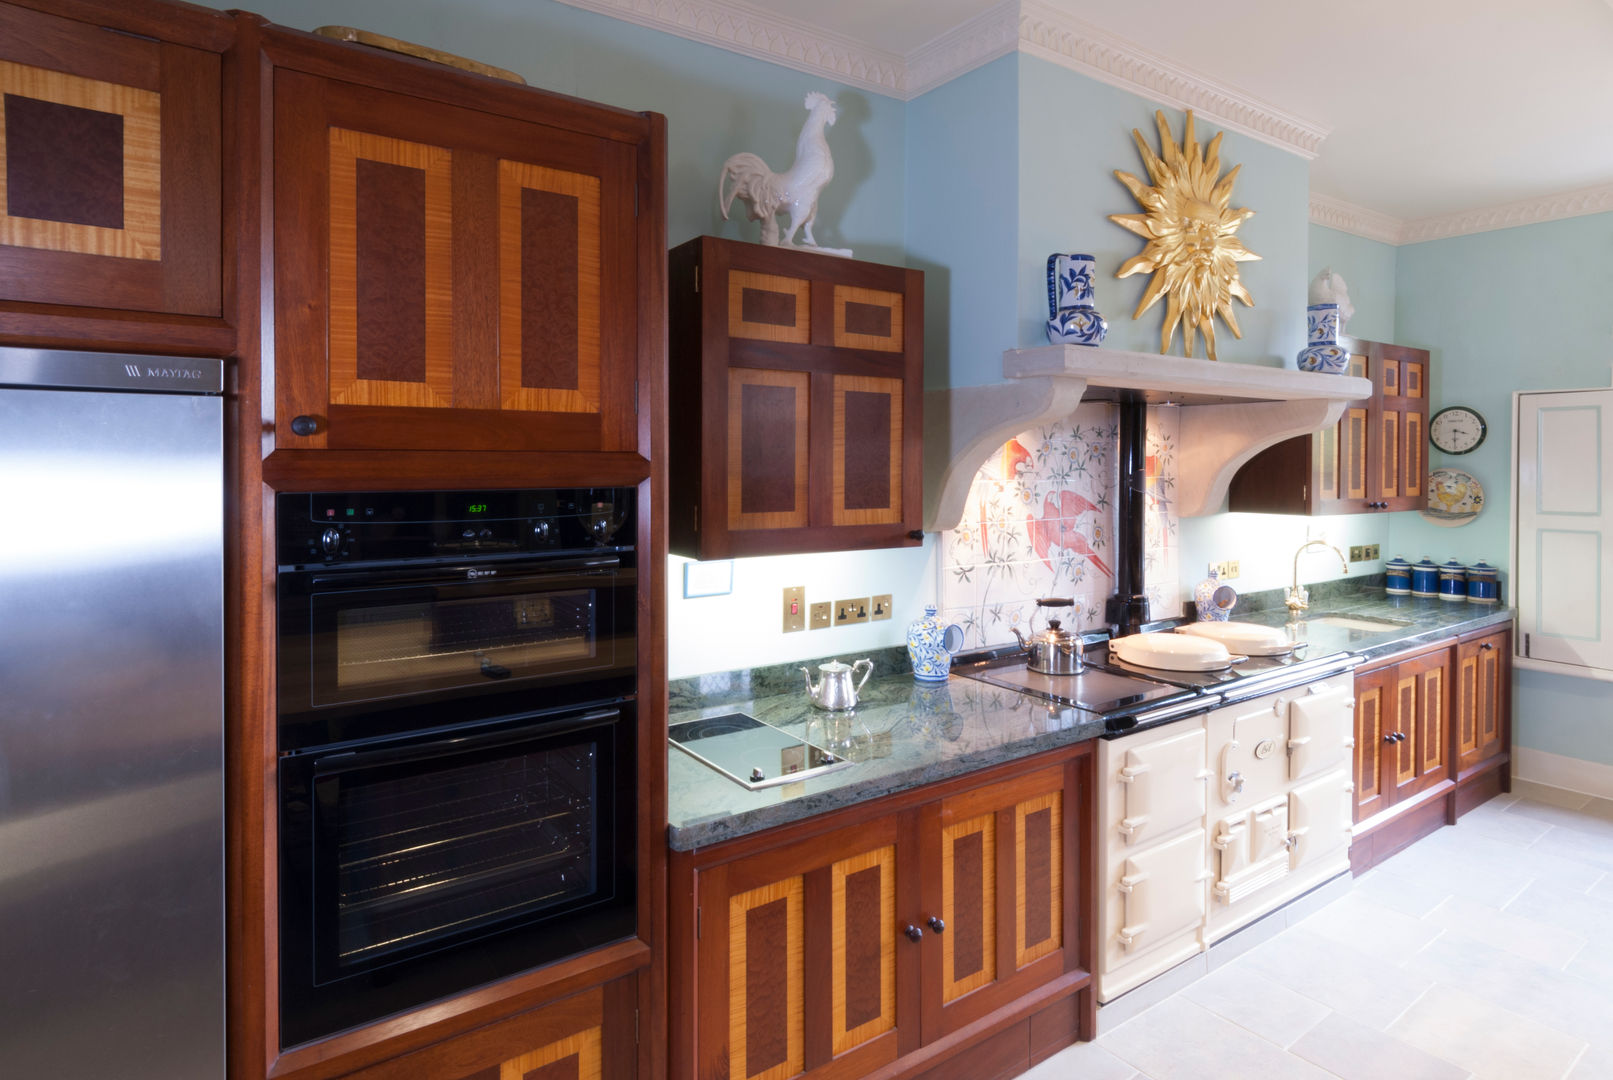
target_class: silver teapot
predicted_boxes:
[1010,598,1085,675]
[802,658,873,711]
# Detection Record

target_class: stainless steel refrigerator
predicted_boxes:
[0,347,224,1078]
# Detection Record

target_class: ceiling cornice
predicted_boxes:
[1308,193,1405,246]
[550,0,908,96]
[1013,1,1328,159]
[1311,184,1613,246]
[551,0,1330,159]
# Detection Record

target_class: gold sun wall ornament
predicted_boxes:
[1110,110,1259,362]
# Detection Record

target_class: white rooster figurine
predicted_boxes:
[718,91,851,257]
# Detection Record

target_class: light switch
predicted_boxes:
[782,586,805,633]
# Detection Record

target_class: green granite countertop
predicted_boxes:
[666,590,1514,852]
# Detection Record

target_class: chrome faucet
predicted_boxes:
[1287,539,1349,616]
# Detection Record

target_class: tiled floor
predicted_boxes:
[1021,782,1613,1080]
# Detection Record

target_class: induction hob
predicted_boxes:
[670,712,852,789]
[950,651,1215,735]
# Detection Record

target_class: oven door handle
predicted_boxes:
[309,555,623,590]
[311,707,621,775]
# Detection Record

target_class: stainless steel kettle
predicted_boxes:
[1010,598,1084,675]
[803,658,873,711]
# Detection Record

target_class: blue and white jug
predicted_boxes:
[1297,303,1348,374]
[1045,254,1108,346]
[908,606,964,682]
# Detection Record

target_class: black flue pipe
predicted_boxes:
[1105,396,1152,635]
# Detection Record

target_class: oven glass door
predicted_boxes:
[279,705,634,1047]
[279,555,634,747]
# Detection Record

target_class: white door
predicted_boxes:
[1516,389,1613,672]
[1116,727,1208,847]
[1287,680,1354,781]
[1116,828,1208,955]
[1288,769,1354,870]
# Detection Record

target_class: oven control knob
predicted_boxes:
[1227,770,1245,795]
[320,527,342,555]
[532,520,553,542]
[478,528,493,540]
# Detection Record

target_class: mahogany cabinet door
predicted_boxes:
[1369,345,1430,512]
[694,814,916,1080]
[669,237,922,559]
[272,67,639,453]
[1352,665,1393,822]
[1455,630,1510,774]
[920,760,1078,1042]
[1388,649,1451,804]
[337,978,636,1080]
[0,2,222,318]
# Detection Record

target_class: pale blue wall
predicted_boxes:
[1308,224,1397,344]
[1391,212,1613,768]
[232,0,908,261]
[905,55,1020,391]
[1017,57,1308,366]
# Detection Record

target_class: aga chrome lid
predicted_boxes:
[1110,632,1235,671]
[1176,621,1293,656]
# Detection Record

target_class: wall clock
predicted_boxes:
[1429,405,1487,454]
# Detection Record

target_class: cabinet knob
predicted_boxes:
[927,916,945,934]
[1480,642,1494,651]
[904,924,924,942]
[1383,733,1397,744]
[907,530,926,542]
[290,414,320,436]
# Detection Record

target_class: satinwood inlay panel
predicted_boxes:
[831,846,895,1055]
[1346,408,1367,501]
[728,369,809,531]
[1016,793,1062,968]
[1420,666,1444,776]
[1457,652,1478,757]
[502,1026,600,1080]
[729,878,803,1080]
[831,284,902,352]
[832,375,902,526]
[0,59,160,259]
[498,159,601,414]
[941,813,995,1003]
[729,270,808,343]
[1381,412,1400,499]
[328,127,454,408]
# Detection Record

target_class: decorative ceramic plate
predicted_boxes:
[1422,468,1484,527]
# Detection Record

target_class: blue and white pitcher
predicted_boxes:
[908,606,964,682]
[1045,253,1108,346]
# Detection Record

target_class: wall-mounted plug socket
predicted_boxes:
[835,597,870,625]
[1214,560,1240,580]
[1364,544,1380,560]
[781,586,805,633]
[809,601,832,630]
[1349,545,1364,563]
[870,594,893,620]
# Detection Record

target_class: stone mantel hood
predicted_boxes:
[924,346,1372,531]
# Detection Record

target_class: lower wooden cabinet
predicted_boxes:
[672,749,1092,1080]
[337,978,637,1080]
[1351,624,1513,871]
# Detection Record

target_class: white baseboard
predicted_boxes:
[1512,747,1613,800]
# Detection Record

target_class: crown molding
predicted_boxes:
[1012,1,1328,159]
[551,0,1331,158]
[549,0,907,96]
[1311,184,1613,246]
[1398,182,1613,244]
[1308,193,1406,245]
[905,0,1020,98]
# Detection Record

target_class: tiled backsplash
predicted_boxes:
[936,403,1180,649]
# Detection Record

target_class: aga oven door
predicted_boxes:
[279,554,634,749]
[278,704,635,1048]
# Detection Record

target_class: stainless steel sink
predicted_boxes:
[1306,613,1413,632]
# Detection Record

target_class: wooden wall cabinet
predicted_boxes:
[667,236,923,558]
[268,29,655,453]
[0,0,230,349]
[1229,338,1429,515]
[673,750,1090,1080]
[337,978,637,1080]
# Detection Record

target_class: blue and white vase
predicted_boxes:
[1296,303,1348,373]
[907,605,964,682]
[1384,556,1412,595]
[1193,567,1236,621]
[1045,253,1108,346]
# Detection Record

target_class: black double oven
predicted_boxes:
[275,489,637,1048]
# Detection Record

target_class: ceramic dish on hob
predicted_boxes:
[1176,620,1294,656]
[1109,631,1239,672]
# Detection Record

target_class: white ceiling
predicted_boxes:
[732,0,1613,223]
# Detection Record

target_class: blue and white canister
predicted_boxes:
[1466,561,1499,604]
[1296,303,1349,374]
[1384,556,1412,595]
[1410,557,1440,597]
[1045,253,1109,346]
[1438,559,1467,601]
[907,605,964,682]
